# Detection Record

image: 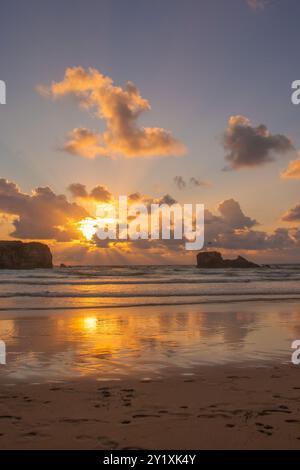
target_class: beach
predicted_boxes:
[1,364,300,449]
[1,266,300,449]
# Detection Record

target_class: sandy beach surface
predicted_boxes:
[1,266,300,450]
[1,363,300,450]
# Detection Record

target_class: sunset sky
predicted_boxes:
[0,0,300,264]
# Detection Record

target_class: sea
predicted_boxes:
[0,264,300,310]
[0,265,300,383]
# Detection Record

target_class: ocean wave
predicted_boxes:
[1,289,300,298]
[0,295,299,311]
[0,272,299,285]
[0,278,263,285]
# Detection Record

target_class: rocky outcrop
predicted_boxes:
[0,241,53,269]
[197,251,260,269]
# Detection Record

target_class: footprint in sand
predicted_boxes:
[258,429,272,436]
[97,436,119,449]
[132,413,160,419]
[76,435,92,440]
[0,415,21,421]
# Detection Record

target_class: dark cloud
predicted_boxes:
[174,176,211,190]
[223,115,293,170]
[218,199,257,229]
[0,178,88,241]
[282,204,300,223]
[68,183,88,198]
[68,183,112,202]
[128,192,142,203]
[157,194,177,206]
[203,199,299,252]
[1,177,300,260]
[90,186,112,202]
[174,176,186,190]
[189,177,211,188]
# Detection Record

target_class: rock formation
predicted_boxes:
[197,251,260,269]
[0,241,53,269]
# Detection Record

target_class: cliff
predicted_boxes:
[197,251,260,269]
[0,241,53,269]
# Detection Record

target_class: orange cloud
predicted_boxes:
[282,204,300,223]
[64,128,105,159]
[2,177,300,264]
[281,152,300,179]
[40,67,186,159]
[247,0,269,10]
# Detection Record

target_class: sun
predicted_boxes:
[78,217,98,241]
[77,204,119,241]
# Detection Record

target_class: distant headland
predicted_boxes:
[0,241,52,269]
[197,251,260,269]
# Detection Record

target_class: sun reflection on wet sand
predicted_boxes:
[0,301,299,383]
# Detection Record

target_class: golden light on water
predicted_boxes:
[83,316,98,330]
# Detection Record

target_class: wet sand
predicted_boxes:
[1,364,300,449]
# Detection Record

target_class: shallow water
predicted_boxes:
[0,299,300,384]
[0,265,300,310]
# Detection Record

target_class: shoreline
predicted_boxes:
[1,297,300,449]
[1,363,300,449]
[1,295,300,313]
[0,299,298,382]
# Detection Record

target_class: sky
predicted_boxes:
[0,0,300,264]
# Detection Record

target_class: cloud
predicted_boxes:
[217,199,257,229]
[202,199,300,253]
[90,185,112,202]
[68,183,112,202]
[212,227,298,251]
[223,115,293,170]
[282,204,300,223]
[174,176,186,190]
[189,177,212,188]
[174,176,211,190]
[125,191,177,208]
[41,66,186,159]
[1,177,300,262]
[157,194,177,206]
[128,192,142,203]
[67,183,88,198]
[0,178,88,241]
[281,152,300,179]
[64,128,106,159]
[247,0,269,10]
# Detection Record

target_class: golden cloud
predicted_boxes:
[281,152,300,180]
[40,67,186,159]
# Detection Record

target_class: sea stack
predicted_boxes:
[0,241,53,269]
[197,251,260,269]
